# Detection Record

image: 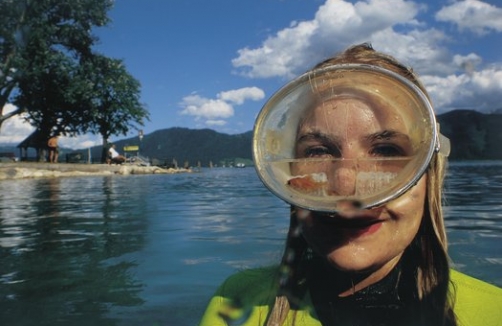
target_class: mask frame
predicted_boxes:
[253,63,450,213]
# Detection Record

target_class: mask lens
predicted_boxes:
[253,64,439,212]
[287,157,409,198]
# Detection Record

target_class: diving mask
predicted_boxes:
[253,64,450,212]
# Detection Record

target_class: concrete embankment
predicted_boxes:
[0,162,191,180]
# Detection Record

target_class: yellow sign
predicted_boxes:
[123,146,139,152]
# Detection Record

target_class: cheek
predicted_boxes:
[386,176,427,238]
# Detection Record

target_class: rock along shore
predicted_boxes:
[0,162,192,180]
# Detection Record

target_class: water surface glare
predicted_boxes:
[0,162,501,325]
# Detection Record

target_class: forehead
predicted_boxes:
[297,95,409,137]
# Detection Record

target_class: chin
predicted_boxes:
[324,249,387,274]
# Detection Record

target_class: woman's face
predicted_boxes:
[294,97,426,273]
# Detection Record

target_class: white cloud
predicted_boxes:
[206,120,227,127]
[218,87,265,105]
[0,104,34,144]
[232,19,318,78]
[179,86,265,125]
[436,0,502,34]
[368,28,452,75]
[180,95,234,119]
[453,53,483,76]
[422,66,502,113]
[232,0,426,78]
[316,0,422,36]
[231,0,502,114]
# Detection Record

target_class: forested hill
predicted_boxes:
[104,109,502,165]
[437,109,502,160]
[106,127,254,166]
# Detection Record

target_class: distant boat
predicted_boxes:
[235,163,246,168]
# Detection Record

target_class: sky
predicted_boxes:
[1,0,501,149]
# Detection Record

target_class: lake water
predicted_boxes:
[0,161,501,326]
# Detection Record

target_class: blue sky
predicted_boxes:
[2,0,501,149]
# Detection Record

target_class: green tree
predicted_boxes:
[1,0,149,161]
[14,51,90,139]
[0,0,113,128]
[81,55,149,162]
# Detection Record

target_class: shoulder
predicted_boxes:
[214,266,279,303]
[450,269,502,326]
[199,266,279,326]
[450,269,502,300]
[199,266,320,326]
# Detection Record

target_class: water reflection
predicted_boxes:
[0,176,149,325]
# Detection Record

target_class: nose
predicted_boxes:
[328,161,357,196]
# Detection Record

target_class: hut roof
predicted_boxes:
[17,130,48,149]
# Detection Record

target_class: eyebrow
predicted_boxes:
[365,130,410,143]
[296,131,340,144]
[297,130,409,143]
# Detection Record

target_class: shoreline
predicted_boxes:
[0,162,192,180]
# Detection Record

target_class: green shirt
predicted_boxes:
[200,267,502,326]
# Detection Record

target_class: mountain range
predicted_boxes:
[437,109,502,160]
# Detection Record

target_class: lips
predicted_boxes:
[314,212,380,227]
[311,212,385,238]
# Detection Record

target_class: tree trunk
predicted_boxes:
[101,137,109,163]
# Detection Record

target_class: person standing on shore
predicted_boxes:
[47,136,59,163]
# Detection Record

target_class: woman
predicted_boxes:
[200,44,502,326]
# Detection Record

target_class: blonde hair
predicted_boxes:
[266,43,456,326]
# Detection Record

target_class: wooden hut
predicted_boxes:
[17,130,49,161]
